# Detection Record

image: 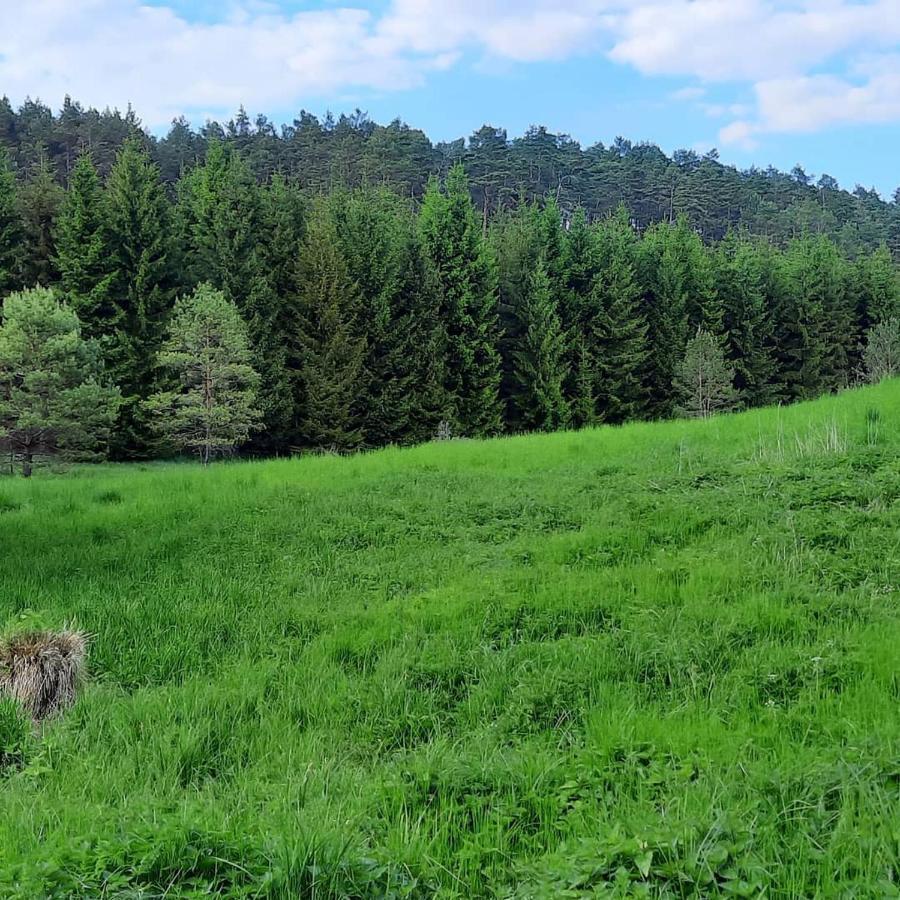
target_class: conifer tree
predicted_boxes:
[0,287,121,476]
[419,165,502,436]
[295,212,366,450]
[54,153,117,344]
[177,142,292,445]
[18,156,63,288]
[856,244,899,332]
[675,328,738,419]
[511,258,569,431]
[104,137,174,456]
[714,233,774,408]
[0,149,22,298]
[863,317,900,383]
[145,284,261,464]
[592,206,650,423]
[328,187,447,445]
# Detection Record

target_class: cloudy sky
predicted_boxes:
[3,0,900,195]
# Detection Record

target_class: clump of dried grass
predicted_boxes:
[0,630,88,722]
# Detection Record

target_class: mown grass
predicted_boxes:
[0,383,898,898]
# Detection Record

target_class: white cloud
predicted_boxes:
[1,0,900,142]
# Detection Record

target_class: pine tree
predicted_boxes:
[104,137,174,456]
[0,148,22,297]
[863,317,900,383]
[419,165,502,436]
[145,284,261,464]
[295,213,366,450]
[511,258,569,431]
[675,328,738,419]
[54,152,117,344]
[0,287,121,476]
[592,206,650,423]
[18,156,64,288]
[856,244,899,332]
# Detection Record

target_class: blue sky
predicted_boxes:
[3,1,900,197]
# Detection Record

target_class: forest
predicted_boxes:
[0,96,898,463]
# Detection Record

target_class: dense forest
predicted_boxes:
[0,96,898,463]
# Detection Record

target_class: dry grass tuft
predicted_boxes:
[0,630,89,722]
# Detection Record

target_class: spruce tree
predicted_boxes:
[592,206,650,423]
[177,143,292,446]
[104,137,174,456]
[419,165,502,436]
[715,233,774,408]
[328,187,448,446]
[856,244,899,332]
[54,152,117,344]
[0,148,22,297]
[511,258,569,431]
[770,237,829,402]
[295,212,366,450]
[18,156,63,288]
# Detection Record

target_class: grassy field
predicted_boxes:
[0,383,898,898]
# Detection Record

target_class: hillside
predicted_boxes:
[2,98,899,254]
[0,383,898,897]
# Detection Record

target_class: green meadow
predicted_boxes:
[1,382,898,898]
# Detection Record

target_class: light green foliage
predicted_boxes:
[863,317,900,383]
[0,383,897,895]
[146,284,260,464]
[0,287,120,476]
[675,328,739,419]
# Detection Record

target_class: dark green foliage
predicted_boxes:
[510,259,569,431]
[295,210,367,450]
[715,233,775,407]
[17,156,64,288]
[0,149,22,297]
[104,138,174,457]
[54,153,117,344]
[419,166,502,436]
[592,207,651,423]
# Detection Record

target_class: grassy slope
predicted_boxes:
[0,383,898,898]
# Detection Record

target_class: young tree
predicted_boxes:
[145,284,260,464]
[0,148,23,297]
[0,287,120,476]
[675,328,738,419]
[863,318,900,383]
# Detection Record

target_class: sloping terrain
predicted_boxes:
[0,383,898,897]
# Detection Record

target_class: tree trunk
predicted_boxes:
[22,451,32,478]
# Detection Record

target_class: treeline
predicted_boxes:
[1,133,898,464]
[2,96,900,255]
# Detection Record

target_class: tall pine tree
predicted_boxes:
[0,148,22,296]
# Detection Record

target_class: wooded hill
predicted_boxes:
[2,96,899,255]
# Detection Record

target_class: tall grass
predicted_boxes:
[0,382,898,897]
